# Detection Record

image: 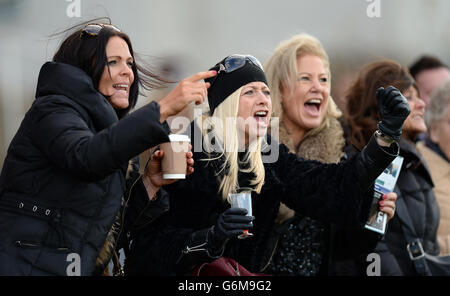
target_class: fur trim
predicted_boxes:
[94,205,122,275]
[278,117,345,162]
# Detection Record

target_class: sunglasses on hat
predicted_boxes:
[218,54,264,74]
[207,54,264,87]
[79,23,121,39]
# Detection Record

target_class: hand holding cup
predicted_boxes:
[229,191,254,239]
[144,142,194,188]
[207,207,254,254]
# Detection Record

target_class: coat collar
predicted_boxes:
[425,137,450,163]
[35,62,118,130]
[399,138,434,187]
[278,117,345,163]
[417,141,450,180]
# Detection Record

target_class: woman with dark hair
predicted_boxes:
[125,54,409,275]
[0,20,216,275]
[345,60,441,275]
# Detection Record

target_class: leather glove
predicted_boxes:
[376,86,410,142]
[207,207,254,255]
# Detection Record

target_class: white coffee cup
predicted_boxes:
[160,134,190,179]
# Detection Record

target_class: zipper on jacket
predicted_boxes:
[261,237,279,272]
[14,240,70,253]
[103,175,141,275]
[14,240,41,248]
[133,196,169,230]
[116,175,142,246]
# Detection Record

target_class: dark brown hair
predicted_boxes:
[52,18,168,119]
[345,60,414,149]
[409,55,448,79]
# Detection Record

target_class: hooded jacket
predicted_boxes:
[0,62,169,275]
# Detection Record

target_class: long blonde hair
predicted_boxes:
[265,33,341,138]
[197,87,265,201]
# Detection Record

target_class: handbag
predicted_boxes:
[192,257,269,276]
[396,195,450,276]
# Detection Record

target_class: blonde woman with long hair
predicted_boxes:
[264,34,398,275]
[125,54,409,275]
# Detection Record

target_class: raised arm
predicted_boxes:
[278,86,409,226]
[31,97,170,181]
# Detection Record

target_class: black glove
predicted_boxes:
[376,86,410,142]
[207,207,254,255]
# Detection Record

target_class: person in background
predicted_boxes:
[409,55,450,105]
[124,54,407,275]
[345,60,440,275]
[263,33,397,276]
[0,19,214,275]
[416,80,450,256]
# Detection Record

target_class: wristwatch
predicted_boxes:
[375,130,395,145]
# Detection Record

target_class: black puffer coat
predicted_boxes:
[125,121,398,275]
[375,138,440,276]
[0,62,169,275]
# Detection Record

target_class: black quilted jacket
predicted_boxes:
[0,62,169,275]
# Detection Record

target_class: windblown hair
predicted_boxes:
[265,33,341,138]
[345,60,414,149]
[197,87,265,201]
[51,17,168,119]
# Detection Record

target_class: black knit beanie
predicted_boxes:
[205,55,268,115]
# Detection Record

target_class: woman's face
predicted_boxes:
[237,81,272,143]
[280,54,330,132]
[98,36,135,109]
[402,86,427,139]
